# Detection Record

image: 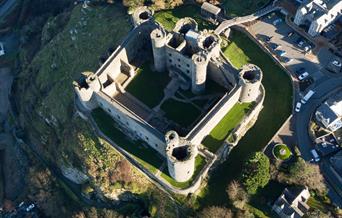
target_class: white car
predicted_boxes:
[310,149,320,162]
[332,60,341,67]
[0,42,4,56]
[273,18,282,26]
[297,41,304,48]
[298,72,309,81]
[26,204,35,212]
[295,102,302,112]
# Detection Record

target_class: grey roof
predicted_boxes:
[316,103,339,126]
[201,2,221,15]
[273,187,310,218]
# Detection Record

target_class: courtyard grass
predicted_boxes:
[273,144,292,160]
[126,63,170,108]
[91,108,163,174]
[161,98,202,127]
[223,0,270,17]
[160,155,206,189]
[154,5,213,31]
[198,29,292,210]
[202,102,254,152]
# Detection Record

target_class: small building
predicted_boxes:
[294,0,342,37]
[201,2,221,23]
[315,93,342,132]
[272,187,310,218]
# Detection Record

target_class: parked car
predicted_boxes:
[282,57,293,63]
[26,204,35,212]
[287,31,294,37]
[298,72,309,81]
[273,18,282,26]
[270,43,280,50]
[265,36,273,42]
[301,90,315,104]
[275,50,286,57]
[295,102,302,112]
[304,45,311,52]
[297,40,305,48]
[310,149,320,162]
[332,60,341,67]
[0,42,4,56]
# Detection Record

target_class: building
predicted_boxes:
[201,2,221,23]
[272,187,310,218]
[74,7,264,183]
[315,92,342,132]
[294,0,342,36]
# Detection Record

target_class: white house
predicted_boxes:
[294,0,342,37]
[315,93,342,132]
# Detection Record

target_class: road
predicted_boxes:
[294,77,342,160]
[0,0,17,19]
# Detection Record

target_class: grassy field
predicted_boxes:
[223,0,270,17]
[126,63,170,108]
[202,102,254,152]
[160,155,206,189]
[91,108,163,174]
[161,98,202,127]
[154,5,213,31]
[198,30,292,207]
[222,40,250,69]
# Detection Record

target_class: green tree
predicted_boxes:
[241,152,270,194]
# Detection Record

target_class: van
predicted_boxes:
[310,149,320,162]
[301,90,315,104]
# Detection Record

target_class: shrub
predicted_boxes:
[241,152,270,194]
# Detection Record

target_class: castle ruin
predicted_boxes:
[74,7,264,185]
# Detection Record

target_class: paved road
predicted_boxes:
[0,0,17,18]
[294,77,342,160]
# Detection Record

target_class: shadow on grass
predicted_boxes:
[91,108,163,174]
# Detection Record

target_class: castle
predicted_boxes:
[74,7,263,183]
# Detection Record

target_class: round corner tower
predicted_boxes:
[132,7,153,27]
[191,53,208,94]
[74,72,101,111]
[165,131,198,182]
[150,28,166,72]
[238,64,263,103]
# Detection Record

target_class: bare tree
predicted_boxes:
[197,206,233,218]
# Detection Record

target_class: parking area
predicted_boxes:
[248,11,338,91]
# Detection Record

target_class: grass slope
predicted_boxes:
[202,102,254,152]
[199,30,292,206]
[154,5,213,31]
[91,108,163,174]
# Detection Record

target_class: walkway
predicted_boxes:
[215,4,280,34]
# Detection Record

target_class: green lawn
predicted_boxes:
[91,108,163,174]
[126,63,170,108]
[202,102,254,152]
[154,5,214,31]
[222,41,251,69]
[198,30,292,207]
[160,155,206,189]
[273,144,292,160]
[223,0,270,17]
[161,98,202,127]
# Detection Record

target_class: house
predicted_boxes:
[201,2,221,23]
[294,0,342,37]
[315,93,342,132]
[272,187,310,218]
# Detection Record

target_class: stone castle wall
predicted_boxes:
[94,92,167,156]
[187,85,242,145]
